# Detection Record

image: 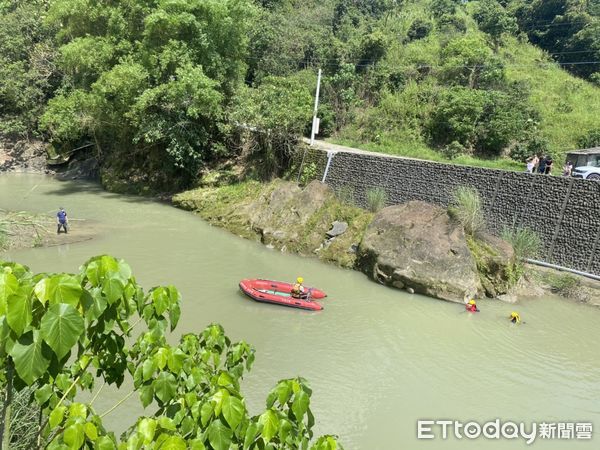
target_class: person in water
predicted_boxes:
[291,277,306,299]
[56,207,68,234]
[509,312,521,324]
[465,299,479,312]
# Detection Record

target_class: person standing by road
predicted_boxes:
[537,156,547,174]
[530,154,540,173]
[544,156,553,175]
[562,161,573,177]
[526,156,535,173]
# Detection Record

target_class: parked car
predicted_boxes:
[566,148,600,180]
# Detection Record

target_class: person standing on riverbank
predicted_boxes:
[57,207,68,234]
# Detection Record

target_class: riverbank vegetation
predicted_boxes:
[1,0,600,191]
[0,256,342,449]
[0,209,48,249]
[174,180,373,269]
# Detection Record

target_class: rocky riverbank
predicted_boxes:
[0,138,52,174]
[0,136,99,180]
[173,180,373,269]
[174,180,523,303]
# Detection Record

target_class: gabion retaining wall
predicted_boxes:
[301,147,600,275]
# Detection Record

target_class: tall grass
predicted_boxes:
[449,186,486,235]
[501,227,541,260]
[336,185,356,206]
[366,187,388,212]
[0,386,39,450]
[0,226,7,250]
[329,137,523,172]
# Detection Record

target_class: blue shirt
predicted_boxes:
[57,210,67,223]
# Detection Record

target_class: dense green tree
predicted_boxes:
[440,36,505,89]
[39,0,256,186]
[247,0,336,82]
[0,0,59,137]
[474,0,518,50]
[509,0,600,80]
[407,18,433,42]
[232,73,314,176]
[430,0,463,18]
[429,86,538,155]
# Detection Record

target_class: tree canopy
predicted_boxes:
[1,0,600,180]
[0,256,342,449]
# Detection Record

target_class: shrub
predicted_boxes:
[429,86,538,156]
[577,128,600,149]
[545,273,581,297]
[336,185,356,205]
[407,19,433,42]
[449,186,486,235]
[501,227,541,260]
[300,162,318,186]
[366,187,387,212]
[442,141,466,159]
[510,133,549,162]
[509,142,529,163]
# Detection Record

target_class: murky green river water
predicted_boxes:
[2,173,599,449]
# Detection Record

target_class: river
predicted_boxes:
[1,173,599,449]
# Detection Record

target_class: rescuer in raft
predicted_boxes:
[465,299,479,312]
[509,312,521,324]
[291,277,307,299]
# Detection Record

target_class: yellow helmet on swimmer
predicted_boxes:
[510,311,520,320]
[468,299,476,305]
[297,277,304,284]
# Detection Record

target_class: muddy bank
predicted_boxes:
[0,209,98,251]
[173,180,372,270]
[516,265,600,307]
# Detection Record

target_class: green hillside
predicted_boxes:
[503,41,600,153]
[1,0,600,186]
[323,0,600,168]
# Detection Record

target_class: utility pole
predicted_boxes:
[310,68,322,146]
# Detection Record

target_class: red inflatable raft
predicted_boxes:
[239,279,326,311]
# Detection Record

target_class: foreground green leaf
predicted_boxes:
[9,330,51,385]
[40,303,84,359]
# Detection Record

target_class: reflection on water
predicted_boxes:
[2,173,599,449]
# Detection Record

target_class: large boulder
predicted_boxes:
[250,180,335,247]
[357,201,482,302]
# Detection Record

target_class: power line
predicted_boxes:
[245,53,600,69]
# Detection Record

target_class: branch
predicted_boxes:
[36,357,93,441]
[99,390,134,419]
